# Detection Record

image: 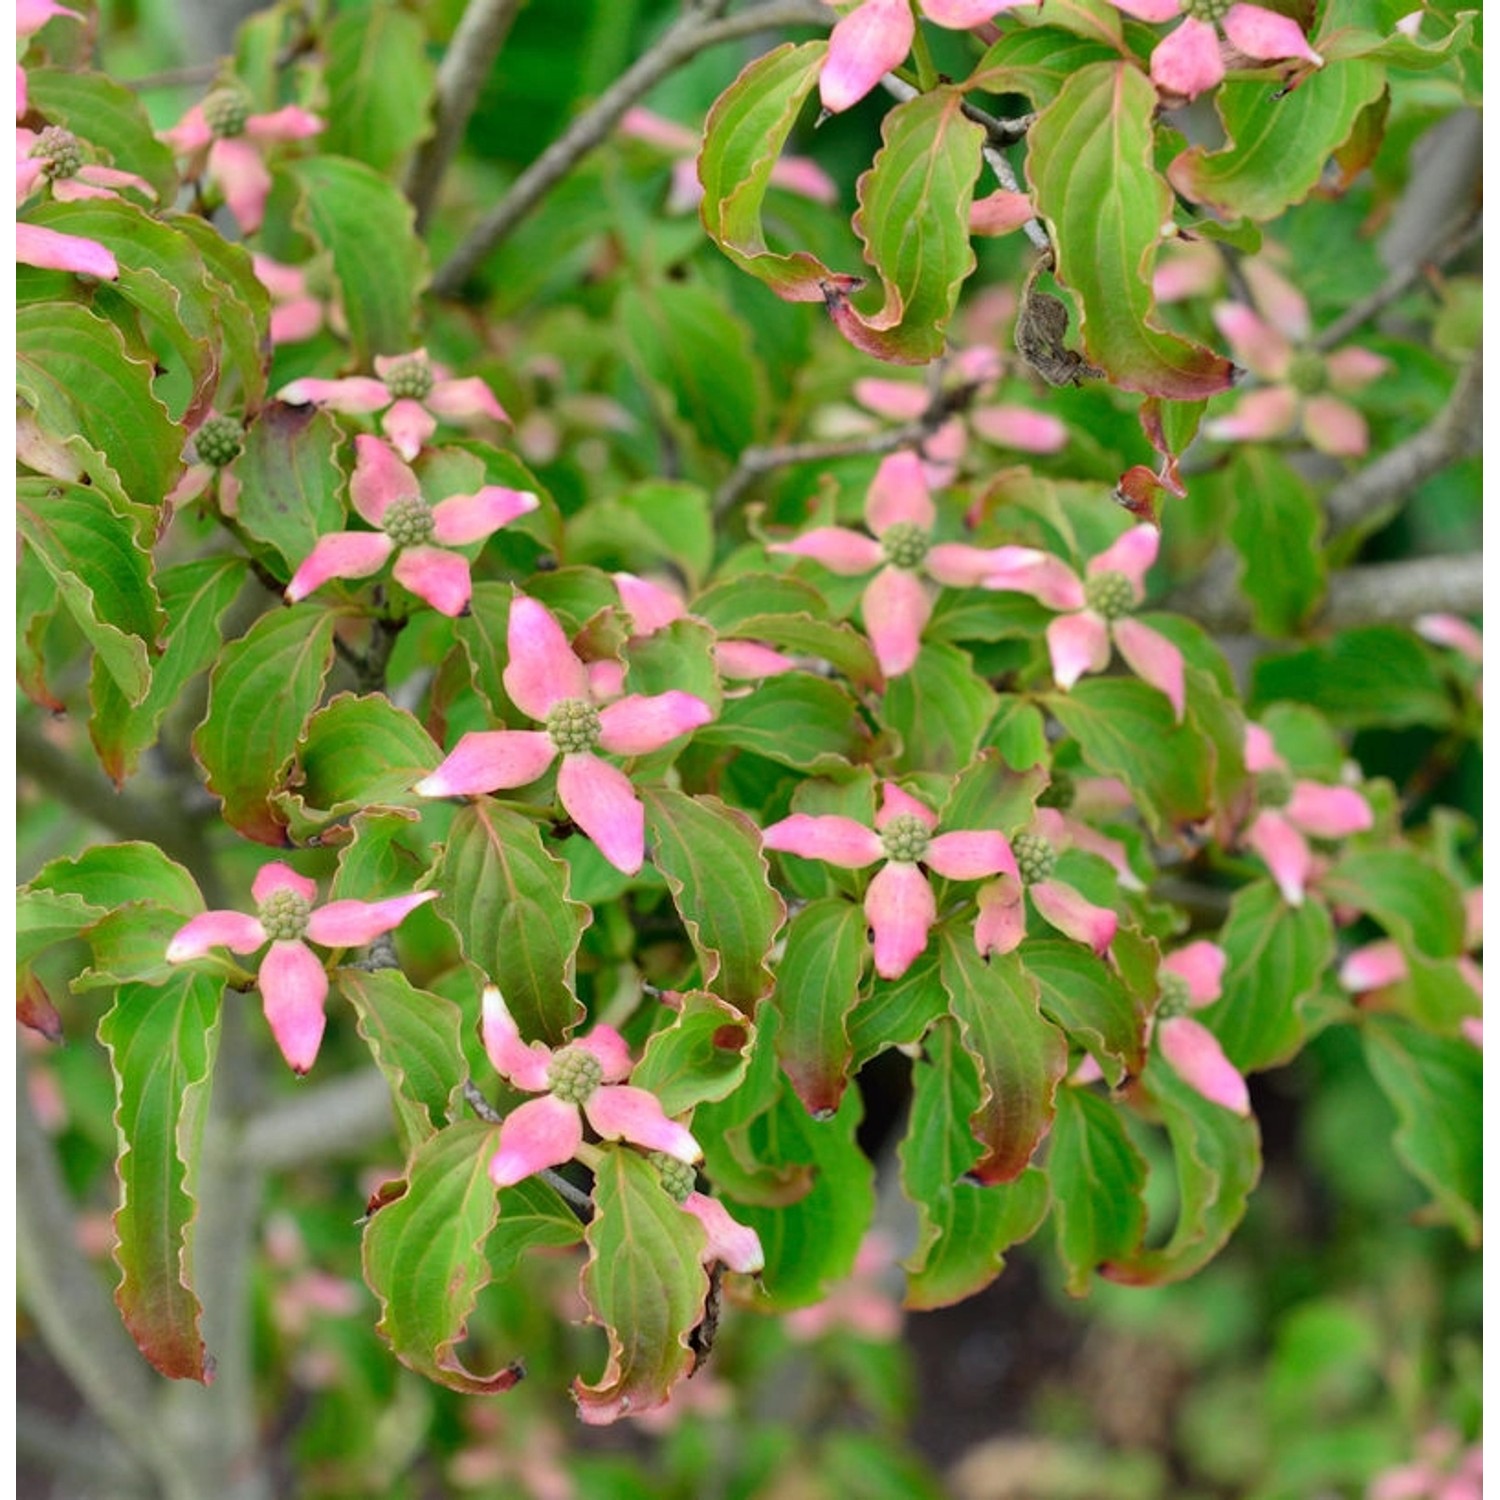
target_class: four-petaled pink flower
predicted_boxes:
[1241,721,1373,906]
[762,780,1017,980]
[279,347,509,461]
[480,985,701,1188]
[285,434,538,618]
[770,449,1028,678]
[160,85,323,234]
[416,595,714,874]
[1103,0,1322,101]
[17,123,156,205]
[982,525,1186,720]
[166,862,436,1074]
[1206,263,1388,458]
[1151,941,1249,1115]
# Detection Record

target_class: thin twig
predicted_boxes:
[124,62,219,92]
[462,1077,503,1123]
[431,0,836,294]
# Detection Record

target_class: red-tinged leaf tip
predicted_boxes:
[18,979,65,1044]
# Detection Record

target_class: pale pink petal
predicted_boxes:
[588,659,627,700]
[682,1193,764,1273]
[820,0,915,115]
[1089,524,1160,593]
[489,1095,582,1187]
[1244,809,1310,905]
[1301,394,1369,457]
[49,177,127,203]
[598,691,714,755]
[1157,1016,1250,1115]
[306,891,436,947]
[1213,302,1296,380]
[427,375,509,424]
[1150,15,1228,98]
[714,640,797,679]
[768,154,839,204]
[576,1025,635,1084]
[1058,815,1141,889]
[349,433,421,525]
[504,596,589,718]
[1031,879,1117,954]
[584,1085,701,1161]
[381,398,436,460]
[1338,939,1408,993]
[925,831,1017,882]
[954,343,1004,387]
[268,297,324,345]
[875,781,939,831]
[1222,2,1323,63]
[771,527,885,576]
[1071,1053,1105,1086]
[278,375,390,413]
[854,378,928,421]
[1047,610,1112,689]
[1243,723,1285,774]
[865,861,938,980]
[414,730,557,796]
[480,985,553,1091]
[920,417,967,487]
[1414,614,1483,663]
[557,753,646,875]
[761,814,884,868]
[1203,385,1300,443]
[77,164,158,199]
[614,572,685,634]
[865,450,935,536]
[618,106,699,152]
[1240,259,1309,340]
[970,404,1069,452]
[208,137,272,233]
[969,189,1035,237]
[926,542,1036,589]
[160,104,213,155]
[1161,940,1226,1005]
[252,862,320,905]
[1101,0,1180,19]
[1325,346,1390,390]
[18,0,84,37]
[981,548,1087,610]
[1459,1017,1482,1049]
[17,156,47,201]
[862,566,932,677]
[1285,781,1372,839]
[1153,242,1222,303]
[1112,617,1186,721]
[16,223,118,278]
[921,0,1028,22]
[166,910,268,961]
[245,104,325,142]
[974,880,1026,956]
[260,940,330,1074]
[393,545,474,616]
[284,531,394,602]
[251,254,308,299]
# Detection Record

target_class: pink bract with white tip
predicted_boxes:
[1153,940,1250,1116]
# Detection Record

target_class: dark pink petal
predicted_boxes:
[278,375,390,412]
[875,781,938,832]
[260,940,330,1074]
[682,1193,764,1273]
[557,753,646,875]
[865,450,935,536]
[1338,940,1408,993]
[865,861,937,980]
[1149,15,1227,98]
[253,862,319,905]
[854,378,927,421]
[1285,781,1372,839]
[968,189,1035,237]
[974,880,1026,956]
[306,890,436,947]
[925,831,1017,882]
[209,137,272,233]
[1243,723,1284,774]
[820,0,915,114]
[862,565,932,677]
[614,572,686,634]
[1031,878,1117,954]
[284,531,394,602]
[771,527,884,576]
[1212,302,1295,380]
[1222,1,1322,62]
[1161,940,1226,1005]
[1089,524,1160,593]
[981,548,1087,610]
[585,1085,701,1160]
[349,433,420,525]
[414,730,557,796]
[714,640,797,679]
[381,398,436,460]
[576,1024,635,1084]
[1301,394,1369,457]
[1157,1016,1250,1115]
[480,985,553,1091]
[245,104,325,142]
[16,222,118,278]
[393,545,474,617]
[1112,617,1186,721]
[970,404,1069,452]
[1244,809,1310,906]
[427,375,509,424]
[488,1095,582,1187]
[598,691,714,755]
[505,595,589,718]
[1047,610,1112,689]
[762,814,884,868]
[166,909,268,961]
[18,0,84,37]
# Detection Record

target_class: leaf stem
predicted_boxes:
[908,4,939,91]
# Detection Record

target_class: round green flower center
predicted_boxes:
[202,87,252,139]
[1256,768,1294,810]
[1037,770,1075,811]
[546,698,602,755]
[546,1045,602,1105]
[880,811,931,864]
[382,357,434,401]
[195,415,244,468]
[1158,970,1192,1018]
[650,1152,697,1204]
[1286,351,1328,396]
[257,888,312,942]
[1185,0,1231,23]
[382,495,436,548]
[1012,832,1057,885]
[1083,570,1135,621]
[880,520,929,571]
[32,126,82,181]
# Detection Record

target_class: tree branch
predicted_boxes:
[240,1068,395,1169]
[430,0,835,295]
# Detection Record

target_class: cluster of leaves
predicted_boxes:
[16,0,1479,1469]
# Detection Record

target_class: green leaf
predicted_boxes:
[1027,63,1236,398]
[435,801,589,1045]
[575,1148,709,1424]
[233,402,349,576]
[642,789,787,1013]
[900,1019,1049,1309]
[884,640,999,775]
[24,67,179,200]
[98,973,221,1382]
[168,212,271,413]
[287,155,429,362]
[453,581,516,717]
[772,898,869,1118]
[1363,1015,1481,1246]
[940,935,1068,1185]
[362,1120,524,1394]
[17,886,109,967]
[192,604,338,844]
[621,617,722,714]
[487,1174,586,1280]
[968,26,1123,107]
[632,992,755,1118]
[1024,938,1144,1086]
[1322,849,1466,958]
[1048,1085,1149,1296]
[1319,5,1477,66]
[321,2,435,172]
[566,480,713,589]
[849,951,947,1067]
[696,673,874,772]
[1224,447,1326,636]
[1168,61,1388,220]
[335,969,466,1155]
[17,477,162,708]
[939,750,1045,837]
